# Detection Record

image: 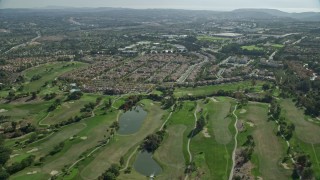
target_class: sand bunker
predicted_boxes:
[27,148,38,153]
[239,109,247,114]
[80,136,88,140]
[246,121,255,127]
[281,163,290,170]
[10,154,19,158]
[0,109,8,113]
[210,97,219,102]
[202,127,211,138]
[27,171,37,175]
[50,170,59,176]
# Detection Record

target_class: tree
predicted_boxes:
[262,84,270,91]
[0,146,11,165]
[11,122,17,131]
[120,156,125,167]
[31,92,37,100]
[0,168,9,180]
[102,172,116,180]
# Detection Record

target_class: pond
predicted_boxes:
[118,106,147,135]
[133,151,162,177]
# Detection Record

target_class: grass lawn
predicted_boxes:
[280,99,320,144]
[154,125,187,179]
[10,170,50,180]
[197,35,228,42]
[241,102,290,179]
[188,97,235,179]
[174,81,264,98]
[280,99,320,178]
[241,45,263,51]
[79,101,164,179]
[167,101,196,164]
[0,100,52,124]
[271,44,284,49]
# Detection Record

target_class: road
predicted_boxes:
[4,31,41,54]
[177,54,208,83]
[229,105,238,180]
[184,104,199,180]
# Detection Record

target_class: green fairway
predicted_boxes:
[243,103,290,179]
[197,35,228,42]
[188,97,235,179]
[79,100,164,179]
[241,45,263,51]
[154,125,186,179]
[40,111,118,175]
[42,94,99,125]
[11,170,50,180]
[22,62,87,93]
[281,99,320,144]
[0,101,51,123]
[174,81,263,98]
[280,99,320,177]
[208,99,233,144]
[271,44,284,48]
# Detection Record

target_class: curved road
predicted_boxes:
[229,104,238,180]
[185,104,199,180]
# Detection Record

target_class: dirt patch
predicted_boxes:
[50,170,59,176]
[281,163,290,170]
[233,149,255,180]
[240,109,247,114]
[202,127,211,138]
[27,171,37,175]
[80,136,88,140]
[0,109,8,113]
[210,97,219,102]
[27,148,38,153]
[237,120,245,132]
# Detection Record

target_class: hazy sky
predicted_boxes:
[0,0,319,12]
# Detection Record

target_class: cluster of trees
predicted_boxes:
[81,102,96,113]
[188,114,206,138]
[47,99,62,112]
[292,154,314,180]
[269,100,314,179]
[278,117,295,140]
[0,136,12,179]
[6,122,36,139]
[109,121,120,131]
[279,66,320,116]
[140,130,166,153]
[0,116,10,123]
[119,95,142,111]
[30,74,41,82]
[6,155,35,175]
[49,142,65,156]
[98,164,120,180]
[221,43,266,56]
[66,91,83,101]
[241,135,255,163]
[43,93,57,101]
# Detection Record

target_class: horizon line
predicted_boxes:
[0,6,319,13]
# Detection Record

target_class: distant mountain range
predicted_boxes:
[232,9,320,21]
[1,7,320,21]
